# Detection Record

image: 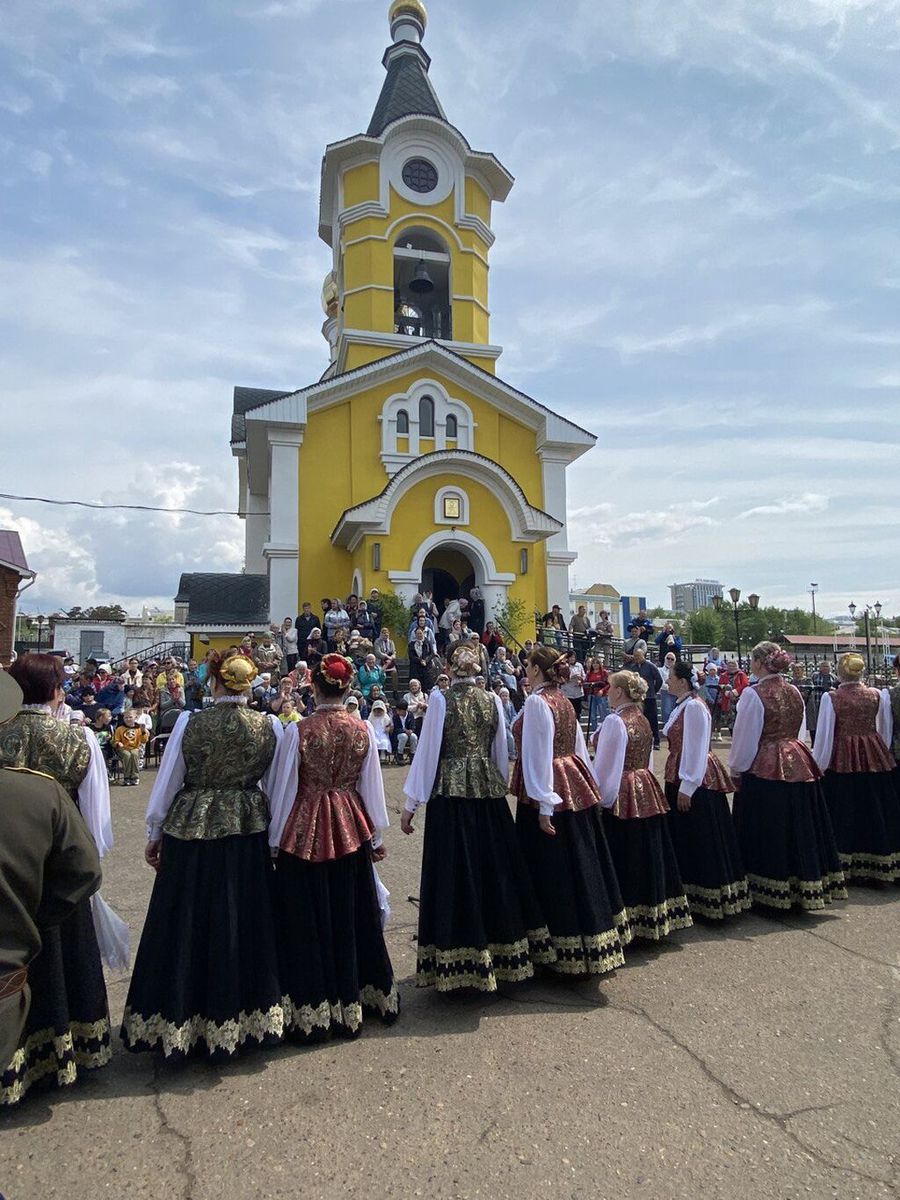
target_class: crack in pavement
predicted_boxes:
[767,916,898,971]
[151,1061,198,1200]
[607,999,897,1193]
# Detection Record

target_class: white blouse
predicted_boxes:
[590,710,649,809]
[403,683,509,814]
[812,687,892,772]
[267,718,389,851]
[662,695,711,798]
[517,690,593,817]
[146,710,288,841]
[79,728,114,857]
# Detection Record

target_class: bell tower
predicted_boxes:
[318,0,514,376]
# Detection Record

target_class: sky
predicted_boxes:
[1,0,898,621]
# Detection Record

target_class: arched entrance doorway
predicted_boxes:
[421,546,476,610]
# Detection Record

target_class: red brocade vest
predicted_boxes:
[279,708,374,863]
[827,684,894,774]
[613,705,668,820]
[664,699,732,793]
[511,685,602,812]
[749,676,820,784]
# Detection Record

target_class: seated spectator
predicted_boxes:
[357,653,386,700]
[367,699,393,764]
[481,622,504,659]
[373,626,399,696]
[131,697,153,740]
[156,656,184,689]
[251,673,279,712]
[346,629,366,665]
[435,673,450,693]
[539,618,558,647]
[408,613,438,655]
[344,695,362,718]
[91,707,116,772]
[121,657,143,688]
[78,688,99,725]
[332,627,351,658]
[403,677,429,734]
[497,686,517,759]
[159,674,187,717]
[254,633,283,675]
[447,618,463,648]
[305,627,324,668]
[113,708,149,786]
[389,699,418,763]
[517,639,535,668]
[96,672,126,718]
[489,646,519,694]
[278,699,302,725]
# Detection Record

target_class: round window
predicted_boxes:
[402,158,438,194]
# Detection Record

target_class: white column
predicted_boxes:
[540,449,577,609]
[244,491,268,576]
[263,430,303,624]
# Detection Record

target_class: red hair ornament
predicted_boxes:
[320,654,354,688]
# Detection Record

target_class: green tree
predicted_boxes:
[493,595,529,642]
[376,592,413,654]
[688,608,723,647]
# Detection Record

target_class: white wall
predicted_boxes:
[52,622,189,663]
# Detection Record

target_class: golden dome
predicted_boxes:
[389,0,428,32]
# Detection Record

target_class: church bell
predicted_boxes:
[408,259,435,294]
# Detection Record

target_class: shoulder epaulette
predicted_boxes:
[0,765,56,782]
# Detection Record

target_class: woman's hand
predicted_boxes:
[677,791,692,813]
[400,810,415,836]
[539,813,556,837]
[371,844,387,862]
[145,839,162,871]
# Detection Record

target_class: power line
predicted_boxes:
[0,492,266,518]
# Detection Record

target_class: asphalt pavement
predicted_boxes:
[2,758,899,1200]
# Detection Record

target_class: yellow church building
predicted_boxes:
[230,1,595,630]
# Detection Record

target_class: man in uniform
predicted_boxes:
[0,670,102,1070]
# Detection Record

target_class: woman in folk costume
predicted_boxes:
[122,650,292,1060]
[662,661,751,919]
[402,643,553,991]
[729,642,846,911]
[269,653,398,1039]
[591,671,692,941]
[511,646,630,975]
[813,653,899,885]
[0,653,114,1108]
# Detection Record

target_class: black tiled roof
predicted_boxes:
[231,387,291,443]
[367,48,445,136]
[176,573,270,627]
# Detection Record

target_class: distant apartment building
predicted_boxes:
[669,579,723,613]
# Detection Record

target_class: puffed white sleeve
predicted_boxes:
[403,687,446,813]
[145,711,191,840]
[591,713,627,809]
[491,691,511,781]
[679,701,711,798]
[811,692,836,771]
[77,728,113,857]
[520,694,560,817]
[574,720,592,772]
[359,723,389,849]
[259,714,285,808]
[728,687,764,774]
[267,720,299,850]
[877,689,893,750]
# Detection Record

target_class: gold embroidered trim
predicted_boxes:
[625,898,693,941]
[282,984,399,1037]
[746,871,848,910]
[122,1002,286,1059]
[1,1018,111,1108]
[544,927,626,976]
[684,879,752,919]
[416,928,554,993]
[838,851,900,882]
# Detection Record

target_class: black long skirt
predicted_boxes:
[515,803,631,974]
[664,783,751,919]
[823,769,900,884]
[732,774,847,911]
[601,811,693,941]
[416,795,554,991]
[121,832,284,1061]
[272,845,398,1041]
[1,897,111,1108]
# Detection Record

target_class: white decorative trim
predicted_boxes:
[546,551,578,567]
[263,543,299,560]
[336,331,502,374]
[350,569,363,599]
[388,529,515,590]
[331,451,562,549]
[267,429,305,449]
[380,378,475,468]
[338,200,389,229]
[434,486,470,526]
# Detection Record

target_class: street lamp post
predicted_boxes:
[848,601,882,678]
[35,614,46,654]
[809,583,818,634]
[713,589,760,671]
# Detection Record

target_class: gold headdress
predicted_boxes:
[219,654,256,693]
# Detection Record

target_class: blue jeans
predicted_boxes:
[588,694,609,732]
[660,691,677,726]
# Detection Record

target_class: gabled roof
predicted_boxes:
[232,387,291,444]
[584,583,622,598]
[0,530,34,578]
[367,43,446,137]
[175,573,269,628]
[236,340,596,450]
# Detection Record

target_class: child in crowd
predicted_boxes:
[278,699,302,725]
[91,707,116,774]
[367,698,393,764]
[79,688,99,726]
[389,699,418,764]
[345,695,362,718]
[113,708,149,786]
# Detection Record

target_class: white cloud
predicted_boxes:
[738,493,830,519]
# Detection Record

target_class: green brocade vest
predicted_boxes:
[0,711,91,797]
[430,684,508,801]
[163,703,277,840]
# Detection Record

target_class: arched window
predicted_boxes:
[419,395,435,438]
[445,414,458,439]
[396,409,409,435]
[393,229,452,340]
